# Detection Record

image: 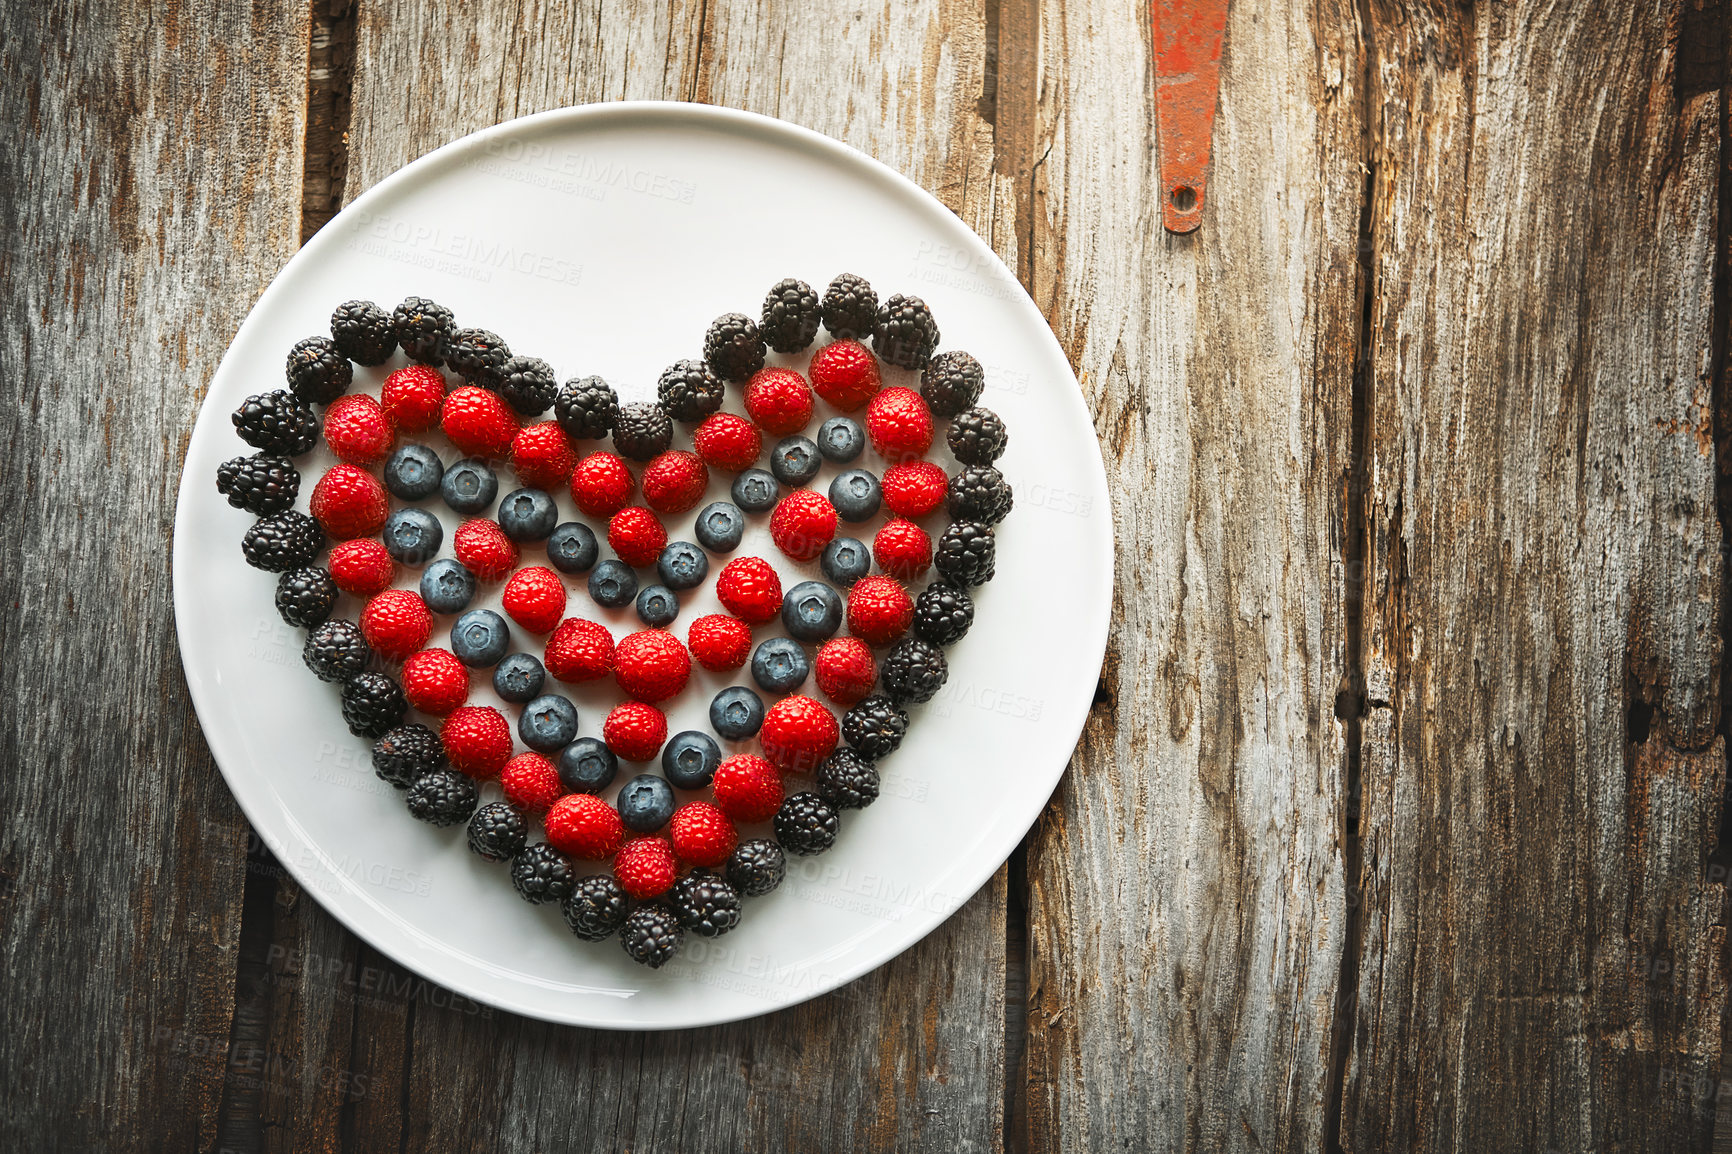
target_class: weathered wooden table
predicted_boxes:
[5,1,1729,1150]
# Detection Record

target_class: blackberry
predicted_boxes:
[216,453,299,515]
[655,359,725,422]
[872,293,940,370]
[274,566,338,628]
[774,792,839,856]
[947,406,1008,465]
[947,465,1014,525]
[510,842,576,905]
[341,672,407,738]
[554,375,619,440]
[725,838,786,897]
[330,299,397,365]
[760,278,821,353]
[703,312,766,382]
[919,350,985,417]
[372,723,445,787]
[499,354,557,416]
[815,749,880,810]
[467,801,528,862]
[934,520,996,586]
[668,872,742,938]
[620,904,684,968]
[392,296,454,365]
[303,620,371,682]
[612,401,673,462]
[843,695,908,759]
[912,581,974,646]
[406,768,479,827]
[284,337,353,404]
[821,273,878,339]
[232,390,320,456]
[880,637,948,704]
[242,511,325,572]
[563,874,631,941]
[446,327,511,389]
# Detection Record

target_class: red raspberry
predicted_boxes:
[814,637,877,705]
[327,537,395,595]
[711,754,784,823]
[401,647,469,715]
[865,386,933,462]
[501,565,567,633]
[873,518,933,579]
[669,802,738,868]
[604,701,668,761]
[453,518,519,581]
[380,364,447,432]
[608,506,667,568]
[323,394,394,466]
[544,618,616,682]
[880,461,949,518]
[613,629,691,702]
[360,589,433,661]
[499,751,564,814]
[810,339,883,411]
[441,385,518,459]
[309,463,388,539]
[613,837,678,899]
[686,614,752,672]
[441,705,513,777]
[693,412,762,471]
[770,490,838,562]
[759,694,839,772]
[847,575,913,645]
[569,451,637,517]
[640,450,709,514]
[743,367,814,435]
[509,421,576,490]
[545,794,625,860]
[715,556,783,624]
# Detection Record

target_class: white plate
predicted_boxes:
[173,103,1111,1029]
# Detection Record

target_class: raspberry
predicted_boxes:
[760,694,839,772]
[865,387,934,462]
[545,794,625,860]
[613,629,691,703]
[640,450,709,514]
[508,421,576,490]
[322,394,394,466]
[743,368,814,435]
[501,566,567,633]
[872,518,933,579]
[380,364,447,432]
[769,490,837,562]
[604,701,668,761]
[686,614,752,672]
[401,647,470,715]
[360,589,434,661]
[847,575,914,645]
[500,751,564,813]
[309,463,388,539]
[453,519,520,581]
[814,636,877,705]
[441,385,518,459]
[809,339,883,411]
[669,803,738,868]
[715,556,783,624]
[692,412,762,472]
[608,506,667,568]
[880,461,949,518]
[327,537,395,595]
[569,451,636,517]
[441,705,513,777]
[544,618,616,682]
[711,754,784,823]
[613,837,678,899]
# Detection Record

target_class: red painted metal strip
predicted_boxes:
[1151,0,1230,233]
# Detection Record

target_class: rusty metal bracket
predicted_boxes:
[1152,0,1230,233]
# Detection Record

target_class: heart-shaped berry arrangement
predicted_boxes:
[218,275,1011,970]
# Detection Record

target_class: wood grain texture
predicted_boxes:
[0,0,310,1147]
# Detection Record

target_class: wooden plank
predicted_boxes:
[0,0,311,1147]
[1343,2,1726,1150]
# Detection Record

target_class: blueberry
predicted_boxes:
[498,487,558,542]
[636,583,679,627]
[384,444,444,500]
[441,458,498,514]
[451,609,510,667]
[770,435,821,486]
[781,580,843,642]
[710,686,766,741]
[617,774,676,832]
[493,652,545,703]
[662,731,721,789]
[693,502,745,553]
[657,541,709,590]
[420,558,477,613]
[518,693,579,752]
[829,469,881,522]
[731,468,779,513]
[588,559,638,608]
[820,537,871,586]
[383,507,443,564]
[817,416,865,463]
[546,521,599,573]
[558,737,618,794]
[752,637,810,693]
